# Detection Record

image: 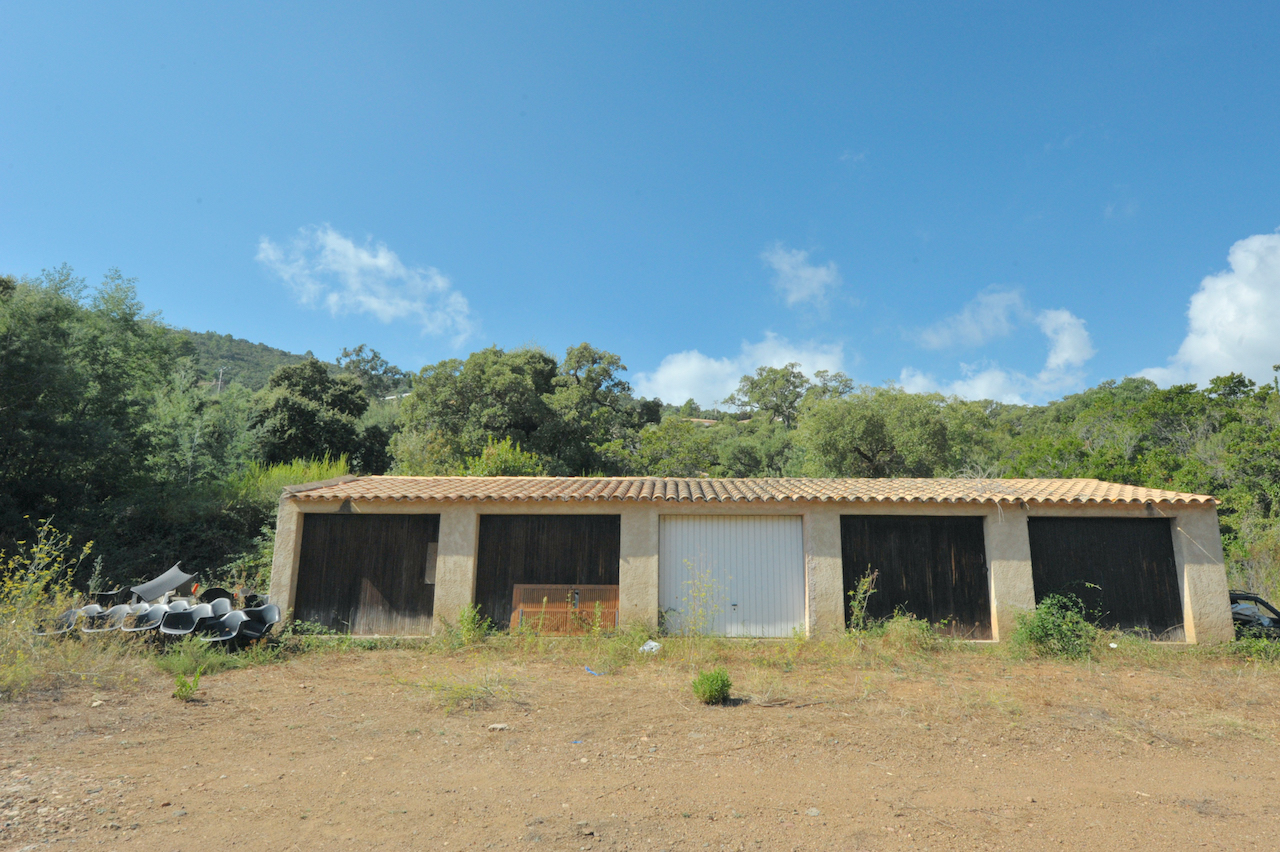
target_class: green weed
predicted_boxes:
[172,665,203,701]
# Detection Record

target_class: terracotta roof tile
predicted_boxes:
[285,476,1215,507]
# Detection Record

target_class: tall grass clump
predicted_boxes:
[1011,593,1097,659]
[1,520,139,699]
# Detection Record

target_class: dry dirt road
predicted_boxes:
[2,646,1278,851]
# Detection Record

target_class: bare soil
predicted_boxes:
[3,645,1279,851]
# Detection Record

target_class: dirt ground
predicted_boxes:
[2,644,1279,851]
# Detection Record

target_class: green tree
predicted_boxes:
[634,418,719,477]
[392,343,658,476]
[723,363,810,427]
[796,386,950,477]
[337,344,410,399]
[249,357,389,473]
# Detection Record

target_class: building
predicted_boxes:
[267,476,1233,643]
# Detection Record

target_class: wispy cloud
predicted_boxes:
[761,243,842,307]
[634,333,845,408]
[915,287,1027,350]
[1142,231,1280,387]
[902,300,1095,404]
[257,225,474,343]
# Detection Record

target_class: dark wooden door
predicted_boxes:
[294,513,439,635]
[841,515,992,638]
[475,515,621,628]
[1028,517,1182,635]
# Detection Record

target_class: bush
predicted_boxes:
[1012,593,1097,660]
[691,666,732,704]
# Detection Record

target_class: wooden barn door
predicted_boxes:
[1027,517,1182,635]
[474,515,621,629]
[840,515,992,639]
[294,513,439,635]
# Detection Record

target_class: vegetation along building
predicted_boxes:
[268,476,1233,643]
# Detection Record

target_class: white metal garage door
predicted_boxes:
[659,515,805,637]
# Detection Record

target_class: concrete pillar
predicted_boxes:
[804,508,845,637]
[1171,506,1234,644]
[983,505,1035,641]
[619,504,660,629]
[433,504,479,633]
[268,498,305,615]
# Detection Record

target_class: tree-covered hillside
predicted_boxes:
[178,329,327,391]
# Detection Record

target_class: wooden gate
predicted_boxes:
[294,513,439,635]
[1028,517,1182,635]
[840,515,992,639]
[474,515,621,629]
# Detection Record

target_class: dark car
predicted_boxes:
[1230,590,1280,639]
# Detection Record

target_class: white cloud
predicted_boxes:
[916,288,1026,350]
[761,243,841,307]
[257,225,474,343]
[1142,231,1280,387]
[634,333,845,408]
[901,307,1095,404]
[1038,308,1095,371]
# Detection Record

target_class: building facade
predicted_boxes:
[268,476,1233,643]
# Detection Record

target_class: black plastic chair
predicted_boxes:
[199,586,234,604]
[91,588,126,608]
[238,604,281,645]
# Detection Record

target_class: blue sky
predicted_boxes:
[4,2,1279,407]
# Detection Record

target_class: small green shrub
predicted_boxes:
[1012,593,1097,659]
[691,666,732,705]
[172,665,203,701]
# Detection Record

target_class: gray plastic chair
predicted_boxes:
[34,607,82,636]
[82,604,133,633]
[129,563,194,604]
[160,603,214,637]
[123,603,168,633]
[198,611,249,644]
[208,597,233,618]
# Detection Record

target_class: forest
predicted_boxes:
[3,267,1279,599]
